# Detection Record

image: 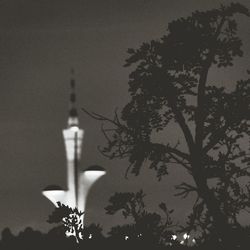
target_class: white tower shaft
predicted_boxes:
[63,128,84,208]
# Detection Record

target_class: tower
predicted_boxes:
[42,71,106,222]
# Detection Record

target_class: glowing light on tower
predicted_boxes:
[42,71,106,223]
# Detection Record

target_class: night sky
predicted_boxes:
[0,0,250,234]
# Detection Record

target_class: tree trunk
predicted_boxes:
[190,154,235,247]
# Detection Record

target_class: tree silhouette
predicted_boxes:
[83,3,250,246]
[105,190,146,222]
[47,202,105,245]
[106,190,175,245]
[47,202,84,243]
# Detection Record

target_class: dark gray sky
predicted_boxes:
[0,0,249,234]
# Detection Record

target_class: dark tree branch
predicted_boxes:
[166,92,195,153]
[175,182,197,198]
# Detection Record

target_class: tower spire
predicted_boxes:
[68,69,79,127]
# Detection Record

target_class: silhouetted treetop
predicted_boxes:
[106,190,175,246]
[125,3,249,72]
[105,190,146,220]
[47,202,84,243]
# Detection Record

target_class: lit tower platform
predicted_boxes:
[42,73,106,220]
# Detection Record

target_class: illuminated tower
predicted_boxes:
[42,72,106,221]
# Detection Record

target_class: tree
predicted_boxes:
[47,202,104,244]
[83,3,250,246]
[47,202,84,243]
[106,190,175,245]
